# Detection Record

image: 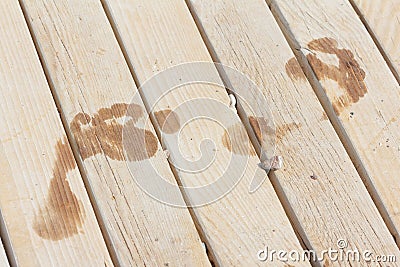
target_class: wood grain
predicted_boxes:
[20,0,210,266]
[351,0,400,83]
[269,0,400,248]
[0,1,112,266]
[187,0,400,265]
[102,0,307,265]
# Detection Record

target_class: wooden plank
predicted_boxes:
[350,0,400,83]
[269,0,400,247]
[0,1,112,266]
[102,0,307,266]
[187,0,400,264]
[19,0,210,266]
[0,238,9,267]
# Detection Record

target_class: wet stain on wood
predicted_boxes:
[285,37,367,115]
[307,37,367,114]
[276,122,301,140]
[154,109,181,134]
[34,103,157,240]
[248,116,274,144]
[222,122,256,156]
[33,137,85,240]
[123,120,159,161]
[285,57,306,80]
[249,116,299,142]
[70,103,158,161]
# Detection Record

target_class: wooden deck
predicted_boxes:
[0,0,399,266]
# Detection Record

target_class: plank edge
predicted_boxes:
[268,0,400,248]
[17,0,119,264]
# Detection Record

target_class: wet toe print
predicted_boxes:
[71,103,158,162]
[285,37,367,115]
[153,109,181,134]
[33,137,86,240]
[222,122,256,156]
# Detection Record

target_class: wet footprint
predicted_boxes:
[34,103,159,240]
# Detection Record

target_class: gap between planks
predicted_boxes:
[186,1,399,266]
[348,0,400,85]
[267,0,400,247]
[100,0,306,266]
[19,0,211,266]
[17,1,119,265]
[99,1,218,264]
[184,0,310,254]
[99,1,252,265]
[0,1,113,265]
[100,0,305,263]
[267,0,397,241]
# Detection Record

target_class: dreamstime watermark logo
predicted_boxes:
[257,239,397,264]
[121,62,277,207]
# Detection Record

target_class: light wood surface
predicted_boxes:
[269,0,400,248]
[102,0,307,265]
[188,0,400,265]
[0,1,112,266]
[1,0,398,265]
[351,0,400,83]
[20,0,210,266]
